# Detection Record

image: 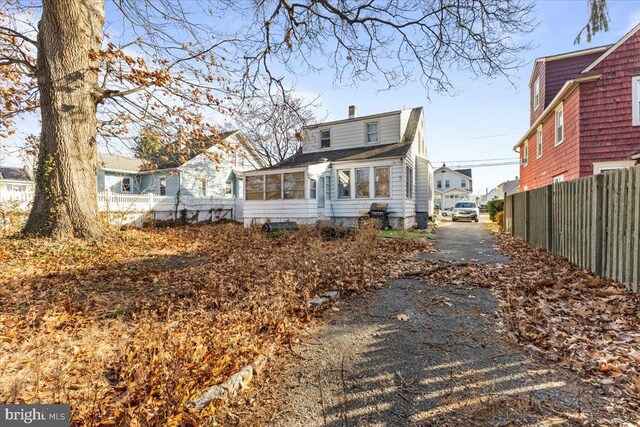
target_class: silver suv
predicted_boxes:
[452,201,479,222]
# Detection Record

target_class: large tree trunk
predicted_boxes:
[23,0,105,239]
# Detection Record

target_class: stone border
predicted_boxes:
[186,345,274,412]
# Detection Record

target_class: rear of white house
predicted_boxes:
[243,106,433,229]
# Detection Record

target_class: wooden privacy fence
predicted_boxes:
[504,165,640,292]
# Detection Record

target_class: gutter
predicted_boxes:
[513,74,601,152]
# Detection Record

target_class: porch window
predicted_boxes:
[320,129,331,148]
[555,105,564,145]
[633,76,640,126]
[265,174,282,199]
[355,168,370,198]
[405,165,413,198]
[159,175,166,195]
[338,170,351,198]
[366,122,378,143]
[246,175,264,200]
[121,177,132,193]
[283,172,305,199]
[310,178,317,200]
[374,166,390,198]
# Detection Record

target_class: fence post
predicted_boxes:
[510,195,515,237]
[591,174,604,276]
[524,191,530,242]
[546,185,553,251]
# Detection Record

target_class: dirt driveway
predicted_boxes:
[243,217,613,426]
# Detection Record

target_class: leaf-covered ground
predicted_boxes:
[411,232,640,419]
[0,223,429,426]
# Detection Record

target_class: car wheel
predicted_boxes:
[474,218,479,223]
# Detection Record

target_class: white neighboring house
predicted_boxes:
[243,106,433,229]
[0,166,33,192]
[434,165,473,210]
[497,178,519,199]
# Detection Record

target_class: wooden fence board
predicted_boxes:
[506,166,640,292]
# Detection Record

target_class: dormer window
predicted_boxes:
[320,129,331,148]
[533,77,540,110]
[365,122,378,143]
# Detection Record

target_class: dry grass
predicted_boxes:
[0,222,428,426]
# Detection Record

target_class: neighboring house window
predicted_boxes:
[121,177,132,193]
[533,77,540,109]
[405,165,413,198]
[320,129,331,148]
[522,142,529,166]
[366,122,379,143]
[225,180,233,196]
[338,170,351,198]
[445,180,450,188]
[437,180,442,189]
[374,166,390,198]
[283,172,305,199]
[461,180,466,188]
[355,168,370,198]
[159,175,166,195]
[6,184,12,191]
[246,175,264,200]
[310,178,317,199]
[265,174,282,199]
[197,179,207,197]
[555,105,564,145]
[553,175,565,183]
[633,76,640,126]
[536,126,543,159]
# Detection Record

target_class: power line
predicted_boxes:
[433,156,519,164]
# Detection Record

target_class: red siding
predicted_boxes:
[544,52,604,106]
[530,61,546,124]
[520,88,581,191]
[579,31,640,176]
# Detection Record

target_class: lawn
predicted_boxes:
[0,223,427,425]
[380,229,435,240]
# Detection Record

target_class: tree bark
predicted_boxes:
[24,0,105,239]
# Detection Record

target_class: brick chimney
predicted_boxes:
[348,105,357,119]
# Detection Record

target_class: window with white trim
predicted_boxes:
[533,77,540,109]
[536,126,543,159]
[121,177,132,193]
[320,129,331,148]
[159,175,167,195]
[310,179,317,199]
[283,172,305,199]
[374,167,390,197]
[633,76,640,126]
[405,165,413,198]
[197,178,207,197]
[553,175,565,183]
[555,105,564,145]
[445,179,450,188]
[355,168,370,198]
[265,174,281,199]
[246,175,264,200]
[338,170,351,198]
[437,180,442,189]
[522,141,529,166]
[365,122,379,143]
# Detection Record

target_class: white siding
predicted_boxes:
[415,157,432,213]
[302,113,401,153]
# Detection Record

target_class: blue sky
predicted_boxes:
[290,1,640,195]
[2,1,639,195]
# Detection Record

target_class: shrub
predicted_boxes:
[495,210,504,230]
[487,199,504,222]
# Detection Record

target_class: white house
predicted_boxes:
[0,166,33,192]
[433,165,473,210]
[243,106,433,229]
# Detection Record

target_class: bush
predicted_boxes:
[487,199,504,222]
[495,211,504,230]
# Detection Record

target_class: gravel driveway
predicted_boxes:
[242,216,612,426]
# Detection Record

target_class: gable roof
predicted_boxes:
[0,166,31,181]
[499,178,520,196]
[253,142,413,171]
[401,107,423,143]
[98,153,145,172]
[433,165,473,180]
[582,23,640,74]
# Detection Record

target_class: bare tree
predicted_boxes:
[233,94,321,166]
[0,0,607,238]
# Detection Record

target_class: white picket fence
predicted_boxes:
[0,190,244,226]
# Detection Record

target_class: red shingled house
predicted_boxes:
[514,24,640,191]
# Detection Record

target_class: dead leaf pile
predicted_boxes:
[0,223,429,425]
[406,235,640,414]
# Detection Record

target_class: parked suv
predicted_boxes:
[452,201,479,222]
